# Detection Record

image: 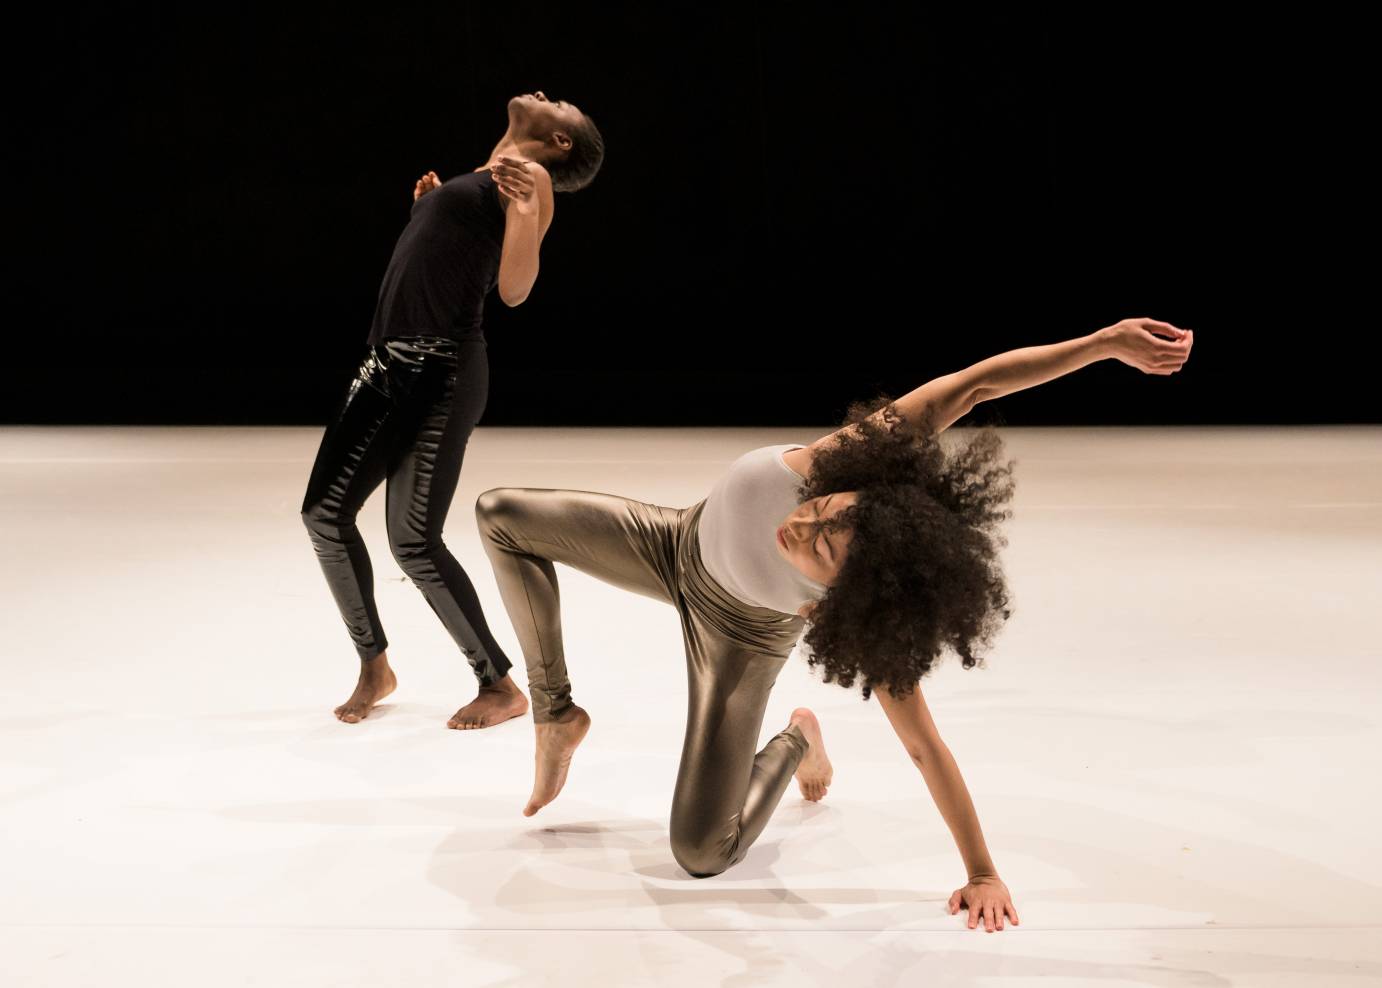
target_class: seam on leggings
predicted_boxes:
[512,542,557,696]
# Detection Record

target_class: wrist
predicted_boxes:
[1090,325,1118,359]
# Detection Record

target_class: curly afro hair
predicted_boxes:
[794,394,1017,701]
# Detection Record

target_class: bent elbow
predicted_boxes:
[497,286,527,307]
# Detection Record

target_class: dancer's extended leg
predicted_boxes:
[301,347,405,722]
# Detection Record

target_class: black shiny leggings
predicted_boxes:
[300,336,513,686]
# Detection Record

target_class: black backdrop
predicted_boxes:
[6,8,1371,425]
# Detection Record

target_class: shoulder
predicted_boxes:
[521,159,555,200]
[779,443,814,481]
[525,159,553,184]
[523,160,556,233]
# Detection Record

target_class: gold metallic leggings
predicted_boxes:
[475,487,810,878]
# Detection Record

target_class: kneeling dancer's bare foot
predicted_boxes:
[448,675,529,730]
[334,654,397,724]
[523,704,591,817]
[789,707,833,801]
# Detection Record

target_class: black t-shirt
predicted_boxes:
[366,170,506,344]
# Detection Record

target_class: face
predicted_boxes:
[508,90,585,150]
[776,491,859,587]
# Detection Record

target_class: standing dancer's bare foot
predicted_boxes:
[789,707,833,801]
[447,675,530,730]
[523,704,591,817]
[334,653,398,723]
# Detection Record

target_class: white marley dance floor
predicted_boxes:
[1,424,1379,987]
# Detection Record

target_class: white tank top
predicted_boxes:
[697,443,828,616]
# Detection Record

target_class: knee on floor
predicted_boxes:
[670,832,735,879]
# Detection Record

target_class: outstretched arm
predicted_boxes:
[787,318,1192,473]
[876,684,1019,932]
[967,317,1191,403]
[880,317,1191,432]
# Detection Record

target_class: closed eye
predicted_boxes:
[813,495,835,562]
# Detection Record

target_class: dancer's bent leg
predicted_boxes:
[667,620,811,878]
[475,487,682,812]
[475,487,680,720]
[381,340,526,728]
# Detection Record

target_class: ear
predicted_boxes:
[550,129,573,153]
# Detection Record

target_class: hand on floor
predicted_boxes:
[949,874,1019,931]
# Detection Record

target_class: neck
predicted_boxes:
[475,132,545,171]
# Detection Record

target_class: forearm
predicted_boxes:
[969,326,1113,402]
[914,741,999,880]
[497,208,541,303]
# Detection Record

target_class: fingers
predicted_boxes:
[1146,331,1191,357]
[1006,901,1020,925]
[491,163,535,189]
[1140,318,1186,340]
[1140,328,1193,374]
[968,902,979,928]
[415,171,440,199]
[492,170,535,202]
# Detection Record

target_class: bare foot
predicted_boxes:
[523,704,591,817]
[789,707,833,801]
[334,653,397,723]
[447,675,529,730]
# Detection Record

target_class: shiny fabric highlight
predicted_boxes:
[475,488,809,878]
[300,336,513,685]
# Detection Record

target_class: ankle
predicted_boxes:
[361,656,393,678]
[487,675,522,696]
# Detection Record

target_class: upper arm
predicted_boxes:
[782,366,987,479]
[501,162,555,241]
[875,681,946,760]
[498,164,555,307]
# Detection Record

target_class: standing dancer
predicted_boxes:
[301,92,604,729]
[476,318,1192,931]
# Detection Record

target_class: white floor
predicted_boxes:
[2,424,1380,987]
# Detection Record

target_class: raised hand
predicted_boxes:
[949,874,1020,932]
[490,156,539,215]
[1106,317,1194,375]
[414,170,441,201]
